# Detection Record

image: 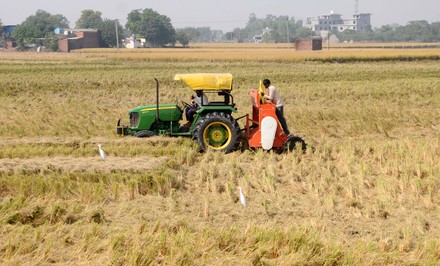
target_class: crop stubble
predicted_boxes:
[1,47,440,265]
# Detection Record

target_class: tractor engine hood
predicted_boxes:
[129,104,182,129]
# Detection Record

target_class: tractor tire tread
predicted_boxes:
[192,112,239,153]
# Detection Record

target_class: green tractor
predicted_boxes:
[117,73,240,153]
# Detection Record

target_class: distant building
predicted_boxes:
[295,37,323,51]
[252,27,271,43]
[58,29,100,52]
[1,25,17,49]
[2,25,17,36]
[253,35,262,43]
[124,37,142,48]
[306,11,371,34]
[123,36,153,48]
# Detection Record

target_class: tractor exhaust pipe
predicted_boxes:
[116,118,125,136]
[154,78,159,122]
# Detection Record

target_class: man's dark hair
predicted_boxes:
[262,79,271,86]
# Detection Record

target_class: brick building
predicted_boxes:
[58,29,100,52]
[295,38,323,51]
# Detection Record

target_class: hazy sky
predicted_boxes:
[1,0,439,31]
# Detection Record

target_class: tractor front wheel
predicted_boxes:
[193,112,239,153]
[135,130,155,138]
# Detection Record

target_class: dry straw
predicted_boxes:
[1,47,440,264]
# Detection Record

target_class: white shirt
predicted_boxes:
[265,85,284,107]
[194,93,209,106]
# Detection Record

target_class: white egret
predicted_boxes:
[238,186,247,208]
[98,144,106,161]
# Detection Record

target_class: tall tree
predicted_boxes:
[13,10,69,50]
[99,19,123,47]
[431,22,440,41]
[193,27,212,42]
[76,10,103,29]
[75,10,123,47]
[13,24,39,49]
[126,8,175,47]
[244,13,263,37]
[404,20,432,42]
[374,25,395,42]
[0,19,4,47]
[243,14,311,43]
[176,31,190,47]
[24,10,69,36]
[176,27,200,46]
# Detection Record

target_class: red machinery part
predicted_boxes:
[246,90,288,149]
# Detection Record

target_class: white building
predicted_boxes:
[123,37,155,48]
[252,27,272,43]
[253,35,263,43]
[306,11,371,33]
[123,37,142,48]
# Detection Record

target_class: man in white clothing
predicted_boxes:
[185,90,209,125]
[263,79,290,135]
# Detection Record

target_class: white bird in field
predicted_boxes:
[238,186,247,208]
[98,144,106,161]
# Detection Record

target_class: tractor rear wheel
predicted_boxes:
[193,112,239,153]
[283,136,307,153]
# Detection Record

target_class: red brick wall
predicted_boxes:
[68,39,82,51]
[80,32,100,48]
[58,31,100,52]
[58,39,68,52]
[295,39,322,51]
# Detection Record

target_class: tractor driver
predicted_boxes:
[262,79,290,135]
[185,90,209,126]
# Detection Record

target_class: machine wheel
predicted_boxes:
[135,130,155,138]
[193,112,239,153]
[283,136,307,153]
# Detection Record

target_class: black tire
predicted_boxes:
[135,130,155,138]
[193,112,239,153]
[283,136,307,153]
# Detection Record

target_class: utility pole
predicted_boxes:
[115,20,120,53]
[286,17,290,44]
[327,31,330,50]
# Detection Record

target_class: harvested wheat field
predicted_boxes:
[1,45,440,265]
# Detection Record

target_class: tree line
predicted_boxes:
[336,20,440,43]
[1,8,440,51]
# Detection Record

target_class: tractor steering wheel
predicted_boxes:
[181,100,194,110]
